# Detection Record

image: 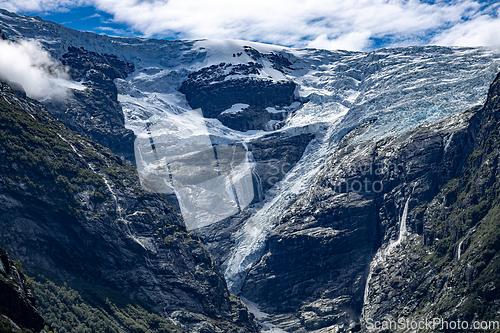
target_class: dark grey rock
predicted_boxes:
[42,46,136,165]
[194,133,314,266]
[0,246,49,332]
[217,105,288,132]
[361,72,500,331]
[180,76,296,118]
[178,59,297,131]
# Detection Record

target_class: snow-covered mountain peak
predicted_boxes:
[193,39,286,65]
[2,9,500,293]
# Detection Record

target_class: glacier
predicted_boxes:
[2,9,500,294]
[109,43,500,293]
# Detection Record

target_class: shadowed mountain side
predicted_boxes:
[0,81,258,333]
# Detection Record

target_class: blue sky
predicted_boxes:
[1,0,499,51]
[23,6,135,37]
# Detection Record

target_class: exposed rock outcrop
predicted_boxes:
[240,89,482,331]
[43,46,136,165]
[195,133,314,266]
[179,60,297,131]
[361,72,500,332]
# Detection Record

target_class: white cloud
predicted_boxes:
[0,39,77,100]
[306,31,373,51]
[1,0,499,51]
[89,0,500,50]
[0,0,89,13]
[432,11,500,47]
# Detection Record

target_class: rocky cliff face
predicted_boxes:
[195,132,315,265]
[43,46,136,165]
[0,81,257,333]
[179,47,297,131]
[0,246,49,333]
[361,73,500,332]
[241,115,471,331]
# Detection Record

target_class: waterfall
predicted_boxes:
[457,238,464,259]
[384,196,410,254]
[363,251,384,307]
[227,144,242,211]
[57,131,179,317]
[223,111,346,293]
[56,132,156,252]
[398,196,410,243]
[363,196,411,306]
[444,132,455,153]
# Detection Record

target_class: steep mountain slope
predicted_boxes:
[241,73,500,332]
[361,72,500,332]
[241,100,476,331]
[0,246,50,333]
[44,45,137,165]
[0,80,257,332]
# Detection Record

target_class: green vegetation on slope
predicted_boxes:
[0,246,52,333]
[32,277,182,333]
[0,87,156,221]
[0,97,105,210]
[0,81,256,332]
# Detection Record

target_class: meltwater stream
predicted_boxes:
[56,132,158,253]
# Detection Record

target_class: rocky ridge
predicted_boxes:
[43,45,136,165]
[179,58,297,131]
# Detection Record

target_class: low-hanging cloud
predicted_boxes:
[0,39,79,100]
[2,0,500,51]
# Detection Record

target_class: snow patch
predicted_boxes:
[221,103,250,115]
[240,297,288,333]
[265,107,286,114]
